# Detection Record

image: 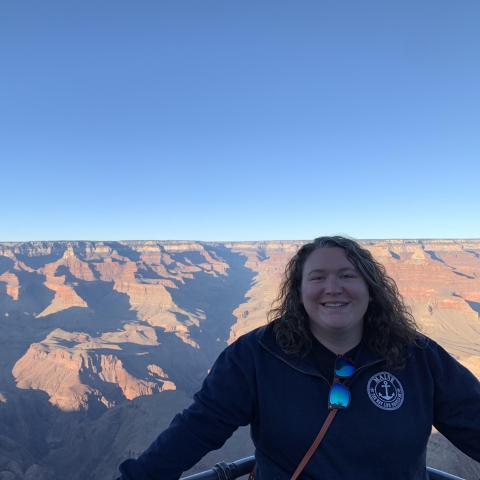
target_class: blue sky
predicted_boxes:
[1,0,479,242]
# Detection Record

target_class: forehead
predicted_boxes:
[302,247,357,274]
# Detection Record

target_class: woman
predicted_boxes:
[117,236,480,479]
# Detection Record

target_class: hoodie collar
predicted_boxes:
[258,323,383,378]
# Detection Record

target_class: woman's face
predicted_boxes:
[300,247,371,341]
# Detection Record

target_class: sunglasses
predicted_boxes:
[328,356,355,410]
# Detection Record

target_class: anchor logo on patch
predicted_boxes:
[367,372,404,411]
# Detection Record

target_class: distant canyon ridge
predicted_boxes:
[0,239,479,479]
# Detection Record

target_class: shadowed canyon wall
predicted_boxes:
[0,239,479,479]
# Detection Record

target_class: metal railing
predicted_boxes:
[184,456,255,480]
[182,456,466,480]
[427,467,466,480]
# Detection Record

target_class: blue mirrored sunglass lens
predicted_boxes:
[335,358,354,377]
[329,383,350,408]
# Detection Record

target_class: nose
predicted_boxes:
[324,276,343,294]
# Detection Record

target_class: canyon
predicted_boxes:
[0,239,479,479]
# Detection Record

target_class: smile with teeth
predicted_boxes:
[322,302,348,307]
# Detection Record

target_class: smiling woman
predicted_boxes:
[269,236,419,367]
[116,236,480,480]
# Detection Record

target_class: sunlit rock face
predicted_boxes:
[0,241,260,421]
[0,239,479,479]
[364,240,480,361]
[12,328,176,412]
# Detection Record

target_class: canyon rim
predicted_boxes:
[0,239,479,479]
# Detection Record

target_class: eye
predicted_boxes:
[341,274,355,279]
[311,275,325,281]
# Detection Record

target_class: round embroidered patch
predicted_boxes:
[367,372,404,410]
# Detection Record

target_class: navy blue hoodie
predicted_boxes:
[118,325,480,479]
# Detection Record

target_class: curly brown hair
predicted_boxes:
[268,236,420,368]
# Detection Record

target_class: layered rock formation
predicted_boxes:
[0,239,479,479]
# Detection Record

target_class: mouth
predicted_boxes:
[321,302,349,308]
